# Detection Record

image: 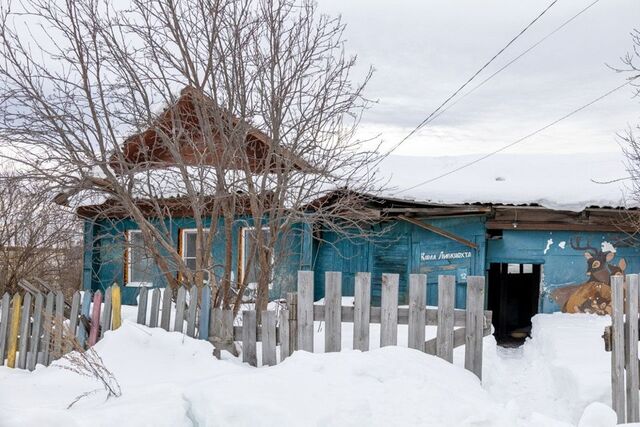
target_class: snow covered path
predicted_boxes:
[0,313,623,426]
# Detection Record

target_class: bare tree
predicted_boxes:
[0,0,382,313]
[0,170,82,294]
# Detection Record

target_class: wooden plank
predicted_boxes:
[77,291,92,348]
[149,289,161,328]
[88,290,102,347]
[68,292,81,352]
[626,274,640,422]
[137,287,149,325]
[101,287,112,338]
[297,271,314,352]
[408,274,427,350]
[399,216,478,249]
[53,291,64,359]
[174,286,186,333]
[17,293,32,369]
[426,327,466,355]
[465,276,485,379]
[198,285,211,340]
[380,273,399,347]
[27,293,44,371]
[222,310,234,355]
[436,275,455,362]
[186,287,198,338]
[41,292,55,365]
[210,308,223,358]
[6,293,21,368]
[286,292,298,353]
[160,288,172,331]
[611,275,626,423]
[325,271,342,352]
[242,310,257,367]
[111,284,122,330]
[353,272,371,352]
[280,309,290,361]
[0,293,11,366]
[262,310,277,366]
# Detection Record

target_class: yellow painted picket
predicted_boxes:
[111,284,122,330]
[6,293,21,368]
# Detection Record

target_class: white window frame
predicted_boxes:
[180,228,211,284]
[126,230,153,287]
[239,226,274,290]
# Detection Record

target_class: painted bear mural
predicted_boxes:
[552,237,626,315]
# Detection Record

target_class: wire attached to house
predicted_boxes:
[381,0,560,158]
[396,77,639,194]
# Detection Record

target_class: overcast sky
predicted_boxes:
[316,0,640,156]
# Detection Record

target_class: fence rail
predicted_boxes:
[0,271,492,380]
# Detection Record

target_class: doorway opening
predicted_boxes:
[487,263,541,346]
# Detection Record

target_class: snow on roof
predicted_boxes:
[377,152,634,212]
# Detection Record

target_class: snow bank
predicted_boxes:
[379,152,632,211]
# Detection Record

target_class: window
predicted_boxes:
[239,227,273,289]
[180,229,211,283]
[126,230,154,287]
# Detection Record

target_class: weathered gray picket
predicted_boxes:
[408,274,426,350]
[353,272,371,352]
[137,287,148,325]
[0,293,10,365]
[380,273,399,347]
[17,293,32,369]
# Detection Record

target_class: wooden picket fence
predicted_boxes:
[606,274,640,424]
[1,271,492,380]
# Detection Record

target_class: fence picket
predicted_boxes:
[174,286,186,333]
[53,291,64,360]
[626,274,640,422]
[286,292,298,353]
[6,293,21,368]
[408,274,427,350]
[297,271,314,352]
[137,287,149,325]
[160,288,172,331]
[88,290,102,347]
[40,292,54,365]
[354,272,371,352]
[242,310,257,367]
[198,285,211,340]
[149,289,161,328]
[262,310,277,366]
[186,287,198,337]
[77,291,91,347]
[17,293,32,369]
[436,275,455,362]
[27,293,44,371]
[101,287,112,338]
[280,309,290,361]
[325,272,342,352]
[68,292,81,351]
[0,293,11,365]
[111,285,122,330]
[465,276,485,380]
[611,275,626,423]
[380,273,399,347]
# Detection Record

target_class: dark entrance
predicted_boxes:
[487,263,541,346]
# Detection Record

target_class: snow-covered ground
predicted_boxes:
[0,313,626,426]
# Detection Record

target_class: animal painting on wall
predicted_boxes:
[551,237,626,315]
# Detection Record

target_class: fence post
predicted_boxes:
[380,273,399,347]
[408,274,427,350]
[354,272,371,352]
[297,271,314,352]
[436,275,455,362]
[242,310,257,367]
[325,271,342,352]
[111,284,122,330]
[626,274,640,422]
[6,293,21,368]
[611,275,626,423]
[465,276,485,380]
[286,292,298,353]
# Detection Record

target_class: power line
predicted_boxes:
[429,0,602,124]
[382,0,560,157]
[396,78,637,194]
